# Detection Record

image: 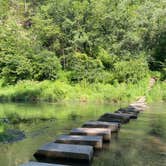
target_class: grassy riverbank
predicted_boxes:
[0,77,165,104]
[0,78,150,103]
[146,81,166,102]
[0,78,165,124]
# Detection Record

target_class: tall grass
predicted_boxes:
[0,78,150,104]
[146,81,166,103]
[0,78,165,124]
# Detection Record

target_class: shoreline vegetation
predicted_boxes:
[0,77,165,142]
[0,78,165,143]
[0,78,153,102]
[0,77,165,104]
[0,76,165,126]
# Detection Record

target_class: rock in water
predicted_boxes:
[34,142,93,162]
[70,128,111,142]
[55,135,103,149]
[98,113,130,124]
[82,121,120,132]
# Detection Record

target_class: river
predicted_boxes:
[0,102,165,166]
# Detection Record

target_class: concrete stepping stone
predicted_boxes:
[113,112,138,119]
[130,103,147,107]
[108,113,134,119]
[55,135,103,149]
[128,105,144,111]
[82,121,120,132]
[70,128,111,142]
[98,113,130,123]
[20,161,66,166]
[34,143,93,162]
[115,107,140,115]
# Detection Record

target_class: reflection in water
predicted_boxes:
[0,102,165,166]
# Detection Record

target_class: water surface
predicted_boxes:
[0,102,165,166]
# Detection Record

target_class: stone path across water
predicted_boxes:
[20,79,154,166]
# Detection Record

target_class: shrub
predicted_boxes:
[32,50,62,81]
[65,52,104,83]
[113,58,149,83]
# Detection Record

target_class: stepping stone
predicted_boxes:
[82,121,120,132]
[98,113,130,124]
[129,102,147,109]
[20,161,66,166]
[113,112,138,119]
[115,107,140,115]
[55,135,103,149]
[34,143,93,162]
[70,128,111,142]
[128,105,144,112]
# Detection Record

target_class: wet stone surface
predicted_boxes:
[55,135,103,149]
[98,113,130,123]
[34,142,94,161]
[82,121,119,132]
[70,128,111,142]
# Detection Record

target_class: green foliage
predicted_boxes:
[0,55,32,85]
[98,48,118,70]
[0,0,9,20]
[0,0,165,85]
[0,21,61,84]
[113,58,149,83]
[0,22,33,84]
[146,81,166,102]
[0,78,150,103]
[65,52,103,82]
[32,50,61,81]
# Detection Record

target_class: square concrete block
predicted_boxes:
[82,121,120,132]
[34,143,93,162]
[70,128,111,142]
[55,135,103,149]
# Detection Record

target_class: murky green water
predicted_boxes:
[0,102,165,166]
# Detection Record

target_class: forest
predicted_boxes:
[0,0,165,102]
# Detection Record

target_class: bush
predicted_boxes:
[65,52,104,83]
[40,81,69,102]
[0,55,32,85]
[32,50,62,81]
[113,58,149,83]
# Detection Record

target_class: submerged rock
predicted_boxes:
[0,129,25,143]
[0,118,10,124]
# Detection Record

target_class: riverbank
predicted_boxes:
[0,78,165,104]
[0,78,153,103]
[0,78,165,144]
[0,78,165,123]
[146,81,166,102]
